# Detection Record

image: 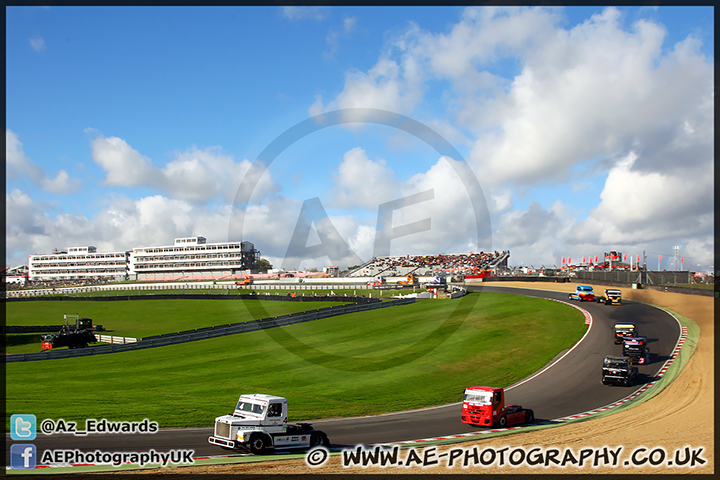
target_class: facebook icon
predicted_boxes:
[11,444,37,470]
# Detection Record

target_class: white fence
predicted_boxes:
[96,335,138,344]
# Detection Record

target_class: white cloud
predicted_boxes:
[29,36,45,51]
[6,130,43,183]
[89,134,278,204]
[90,135,161,187]
[6,129,82,194]
[310,55,425,118]
[309,6,713,268]
[330,147,400,209]
[41,170,82,195]
[282,6,329,21]
[343,17,356,34]
[4,190,247,267]
[569,151,713,245]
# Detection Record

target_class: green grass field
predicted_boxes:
[4,298,347,353]
[5,292,586,429]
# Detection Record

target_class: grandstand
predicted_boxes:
[24,236,261,283]
[28,246,129,282]
[130,237,260,281]
[346,251,509,277]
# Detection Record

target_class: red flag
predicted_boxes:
[582,256,586,263]
[595,255,598,263]
[623,254,627,261]
[637,254,640,263]
[562,257,566,264]
[568,257,571,264]
[681,257,684,263]
[659,255,662,261]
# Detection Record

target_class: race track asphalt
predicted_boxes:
[7,285,681,463]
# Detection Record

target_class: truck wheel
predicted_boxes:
[497,416,507,428]
[525,410,534,424]
[248,433,269,454]
[310,432,329,448]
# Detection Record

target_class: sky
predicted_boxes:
[5,6,715,273]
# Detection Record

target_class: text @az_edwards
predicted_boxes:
[40,418,158,435]
[310,445,708,470]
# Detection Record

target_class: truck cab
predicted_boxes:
[613,322,637,344]
[622,337,650,364]
[597,289,622,305]
[461,386,533,428]
[208,394,329,454]
[602,355,638,386]
[569,285,595,301]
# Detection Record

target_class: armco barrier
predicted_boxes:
[4,298,415,362]
[3,325,65,334]
[4,293,381,303]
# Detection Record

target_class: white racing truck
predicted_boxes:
[208,394,330,454]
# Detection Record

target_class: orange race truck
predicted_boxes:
[461,386,534,428]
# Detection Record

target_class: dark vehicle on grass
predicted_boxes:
[40,316,98,350]
[613,322,637,344]
[602,355,638,386]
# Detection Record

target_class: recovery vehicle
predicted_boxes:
[602,355,638,386]
[613,322,637,344]
[597,289,622,305]
[236,276,254,285]
[623,336,650,364]
[208,394,330,454]
[568,285,595,301]
[461,386,534,428]
[40,315,98,350]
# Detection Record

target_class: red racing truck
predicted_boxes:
[461,386,534,428]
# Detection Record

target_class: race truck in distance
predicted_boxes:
[208,394,329,454]
[425,274,448,290]
[623,337,650,364]
[367,276,386,287]
[597,289,622,305]
[461,386,534,428]
[568,285,595,301]
[397,273,420,286]
[613,322,637,344]
[602,355,638,386]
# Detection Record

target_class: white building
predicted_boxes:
[129,237,260,280]
[28,246,129,282]
[2,265,30,285]
[25,237,261,283]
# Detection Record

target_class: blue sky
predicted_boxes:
[6,6,715,272]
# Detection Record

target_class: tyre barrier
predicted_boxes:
[4,298,415,363]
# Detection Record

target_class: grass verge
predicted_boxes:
[5,292,586,430]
